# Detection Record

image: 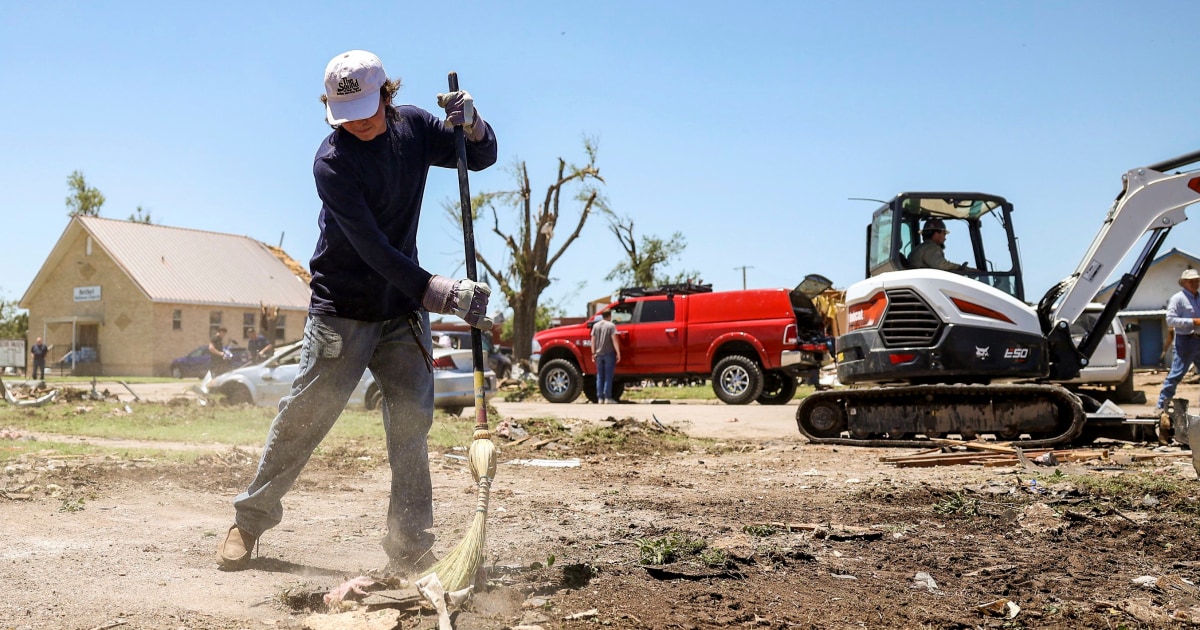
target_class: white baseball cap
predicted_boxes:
[323,50,387,125]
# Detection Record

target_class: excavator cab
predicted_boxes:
[865,192,1025,301]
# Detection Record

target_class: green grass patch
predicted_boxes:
[1043,471,1199,514]
[0,402,480,465]
[28,376,191,385]
[932,492,980,516]
[0,438,211,465]
[622,384,716,401]
[635,532,709,565]
[743,524,778,537]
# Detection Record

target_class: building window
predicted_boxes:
[274,315,286,341]
[209,311,222,337]
[243,313,256,339]
[172,309,182,331]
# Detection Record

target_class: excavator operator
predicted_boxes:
[907,218,977,274]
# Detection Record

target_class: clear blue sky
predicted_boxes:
[5,1,1200,317]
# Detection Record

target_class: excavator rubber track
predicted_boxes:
[796,383,1085,448]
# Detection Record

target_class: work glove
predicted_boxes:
[436,90,486,142]
[422,275,493,330]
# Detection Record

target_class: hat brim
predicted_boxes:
[325,92,381,126]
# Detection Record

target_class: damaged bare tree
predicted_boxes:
[259,303,279,342]
[605,216,699,289]
[449,138,609,363]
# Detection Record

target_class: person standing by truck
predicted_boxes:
[591,310,621,404]
[1156,268,1200,415]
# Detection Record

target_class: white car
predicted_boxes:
[362,349,497,416]
[1062,304,1139,403]
[206,341,497,415]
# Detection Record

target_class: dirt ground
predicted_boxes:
[4,372,1200,629]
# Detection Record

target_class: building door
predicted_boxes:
[1137,318,1163,369]
[79,324,99,349]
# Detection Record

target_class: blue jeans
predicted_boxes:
[233,312,434,556]
[596,352,616,401]
[1158,334,1200,408]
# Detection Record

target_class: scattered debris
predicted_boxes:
[324,576,376,608]
[882,442,1109,468]
[506,458,581,468]
[911,572,941,593]
[1131,574,1199,595]
[0,375,60,407]
[976,598,1020,619]
[1033,452,1059,466]
[563,609,598,621]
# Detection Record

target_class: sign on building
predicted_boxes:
[0,340,24,369]
[74,286,102,302]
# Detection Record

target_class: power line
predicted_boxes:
[733,265,754,290]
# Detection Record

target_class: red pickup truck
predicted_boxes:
[533,279,832,405]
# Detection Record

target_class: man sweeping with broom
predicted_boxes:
[217,49,497,574]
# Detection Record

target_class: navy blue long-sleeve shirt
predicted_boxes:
[309,105,497,321]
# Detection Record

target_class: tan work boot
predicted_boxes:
[216,524,257,569]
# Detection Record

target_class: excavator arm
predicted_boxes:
[1041,149,1200,380]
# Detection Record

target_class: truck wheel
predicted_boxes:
[711,355,764,405]
[756,370,798,405]
[539,359,582,403]
[1114,370,1140,404]
[365,385,382,411]
[583,377,625,403]
[583,375,598,403]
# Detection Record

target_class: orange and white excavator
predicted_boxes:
[797,150,1200,447]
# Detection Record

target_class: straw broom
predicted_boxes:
[421,71,497,593]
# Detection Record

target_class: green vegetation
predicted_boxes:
[621,384,716,401]
[1041,471,1199,514]
[742,524,778,537]
[0,401,467,464]
[932,492,980,516]
[635,532,709,565]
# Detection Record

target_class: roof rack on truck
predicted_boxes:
[618,281,713,299]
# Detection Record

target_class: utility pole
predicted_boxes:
[733,265,754,290]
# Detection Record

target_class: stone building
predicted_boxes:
[20,216,311,377]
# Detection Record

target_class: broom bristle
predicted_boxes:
[423,510,487,591]
[423,437,496,592]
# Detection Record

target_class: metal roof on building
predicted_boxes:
[73,216,311,308]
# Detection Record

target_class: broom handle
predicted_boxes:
[448,72,489,434]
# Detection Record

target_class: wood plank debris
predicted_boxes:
[881,443,1110,468]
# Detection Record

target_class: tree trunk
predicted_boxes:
[511,290,540,363]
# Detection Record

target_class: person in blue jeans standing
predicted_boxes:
[217,50,497,573]
[1157,268,1200,415]
[590,309,621,403]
